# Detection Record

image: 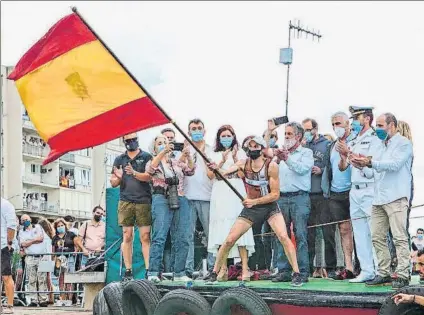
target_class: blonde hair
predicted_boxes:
[397,120,412,143]
[324,133,335,142]
[38,217,55,239]
[149,134,169,156]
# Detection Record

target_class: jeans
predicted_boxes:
[186,200,215,274]
[307,194,327,272]
[276,193,311,277]
[148,194,192,277]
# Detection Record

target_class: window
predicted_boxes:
[30,164,40,174]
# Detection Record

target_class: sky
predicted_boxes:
[1,1,423,231]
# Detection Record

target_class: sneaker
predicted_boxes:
[29,300,39,307]
[332,269,355,280]
[174,275,192,282]
[291,272,304,287]
[39,301,49,307]
[349,273,375,283]
[204,271,218,285]
[148,276,161,283]
[392,277,409,290]
[365,275,392,286]
[326,269,337,280]
[272,271,292,282]
[2,306,14,314]
[122,269,134,282]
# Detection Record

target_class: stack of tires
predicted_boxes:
[93,280,272,315]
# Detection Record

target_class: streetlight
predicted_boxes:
[280,20,322,116]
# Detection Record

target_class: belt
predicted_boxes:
[353,183,372,190]
[152,187,166,195]
[280,191,307,197]
[309,192,323,196]
[330,190,350,195]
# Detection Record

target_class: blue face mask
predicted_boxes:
[23,220,31,228]
[191,131,204,142]
[304,132,313,143]
[269,138,277,147]
[157,144,165,153]
[57,227,66,234]
[417,234,423,241]
[375,128,388,141]
[351,120,363,134]
[220,136,233,148]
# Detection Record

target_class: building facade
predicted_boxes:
[1,65,125,222]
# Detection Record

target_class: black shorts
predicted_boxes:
[239,202,280,224]
[326,190,350,223]
[1,247,13,276]
[309,193,328,226]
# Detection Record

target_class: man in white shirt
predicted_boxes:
[272,122,314,285]
[338,106,381,283]
[350,113,413,289]
[1,198,17,314]
[183,118,215,276]
[18,214,49,306]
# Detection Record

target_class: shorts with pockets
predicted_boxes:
[118,201,152,227]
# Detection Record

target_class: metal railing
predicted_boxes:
[23,201,59,213]
[22,175,59,187]
[22,143,48,158]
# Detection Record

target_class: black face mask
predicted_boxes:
[125,138,139,152]
[93,215,102,222]
[247,149,262,160]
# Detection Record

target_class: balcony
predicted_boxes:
[23,200,59,214]
[22,175,59,188]
[22,143,48,159]
[22,115,36,131]
[60,153,76,164]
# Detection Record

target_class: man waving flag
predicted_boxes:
[8,10,169,165]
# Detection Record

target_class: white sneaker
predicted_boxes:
[174,275,192,282]
[148,276,161,283]
[349,273,375,283]
[2,305,14,314]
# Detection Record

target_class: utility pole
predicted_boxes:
[280,20,322,117]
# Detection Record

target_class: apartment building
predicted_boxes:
[1,65,125,222]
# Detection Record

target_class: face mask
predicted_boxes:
[351,120,363,134]
[220,136,233,149]
[284,138,297,150]
[94,215,102,222]
[247,149,262,160]
[334,127,346,139]
[57,227,66,234]
[191,131,204,142]
[417,234,423,241]
[269,138,277,147]
[375,128,388,141]
[157,144,165,153]
[304,132,313,143]
[125,138,139,152]
[22,220,31,228]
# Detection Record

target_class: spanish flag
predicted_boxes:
[8,12,169,165]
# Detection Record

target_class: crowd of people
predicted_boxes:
[1,198,105,314]
[109,106,422,289]
[2,106,423,314]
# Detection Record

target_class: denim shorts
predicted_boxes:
[239,202,280,224]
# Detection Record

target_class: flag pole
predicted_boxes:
[70,7,245,201]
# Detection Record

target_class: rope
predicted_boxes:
[254,203,424,238]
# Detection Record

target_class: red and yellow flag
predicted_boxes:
[8,13,169,165]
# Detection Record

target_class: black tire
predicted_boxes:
[154,289,211,315]
[379,285,424,315]
[211,287,271,315]
[103,282,124,315]
[122,280,162,315]
[93,288,112,315]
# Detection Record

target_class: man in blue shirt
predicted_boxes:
[272,122,314,285]
[321,111,355,280]
[350,113,413,289]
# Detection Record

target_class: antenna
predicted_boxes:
[280,20,323,116]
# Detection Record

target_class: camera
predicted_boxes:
[165,176,180,210]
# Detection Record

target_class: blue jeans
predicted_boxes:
[148,194,192,277]
[276,192,311,278]
[186,200,215,274]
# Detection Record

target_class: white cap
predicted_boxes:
[249,136,267,148]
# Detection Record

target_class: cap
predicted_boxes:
[249,136,267,148]
[349,106,374,118]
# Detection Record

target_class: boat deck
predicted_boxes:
[157,276,421,310]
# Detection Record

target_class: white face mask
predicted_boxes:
[334,127,346,139]
[284,138,297,150]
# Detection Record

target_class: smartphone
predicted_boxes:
[173,142,184,151]
[272,116,289,126]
